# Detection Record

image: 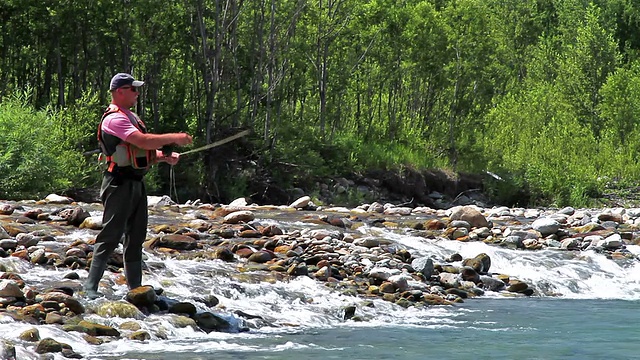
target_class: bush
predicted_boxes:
[0,92,90,199]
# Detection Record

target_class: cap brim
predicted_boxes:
[132,80,144,87]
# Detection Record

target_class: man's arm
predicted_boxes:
[126,131,192,150]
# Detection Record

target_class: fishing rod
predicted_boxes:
[179,129,250,156]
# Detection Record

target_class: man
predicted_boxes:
[83,73,193,299]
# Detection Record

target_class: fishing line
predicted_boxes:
[169,165,179,204]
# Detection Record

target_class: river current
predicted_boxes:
[1,201,639,359]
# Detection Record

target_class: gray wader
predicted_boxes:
[84,173,148,294]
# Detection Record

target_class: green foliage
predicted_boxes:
[5,0,640,207]
[0,91,87,199]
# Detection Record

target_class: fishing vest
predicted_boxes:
[97,104,155,178]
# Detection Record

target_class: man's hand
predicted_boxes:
[164,152,180,165]
[173,133,193,146]
[156,150,181,165]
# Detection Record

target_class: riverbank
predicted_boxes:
[0,194,639,358]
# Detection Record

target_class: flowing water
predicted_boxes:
[2,205,640,359]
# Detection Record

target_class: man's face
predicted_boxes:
[115,85,140,107]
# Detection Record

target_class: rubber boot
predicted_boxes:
[83,258,108,299]
[124,261,143,290]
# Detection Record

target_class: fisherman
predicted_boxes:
[83,73,193,299]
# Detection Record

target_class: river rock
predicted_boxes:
[35,337,64,354]
[169,302,198,317]
[38,292,84,314]
[384,207,412,216]
[229,197,249,207]
[387,274,411,292]
[193,312,231,332]
[531,217,561,236]
[290,196,311,209]
[80,216,103,230]
[148,195,175,207]
[59,207,90,227]
[19,328,40,342]
[45,194,73,204]
[0,204,13,215]
[411,257,434,278]
[0,280,24,298]
[129,330,151,341]
[597,234,623,249]
[450,206,489,228]
[75,320,121,337]
[248,250,273,263]
[479,275,506,291]
[0,239,17,250]
[223,210,255,224]
[96,301,144,319]
[0,226,9,240]
[353,237,380,248]
[126,286,158,309]
[156,234,198,251]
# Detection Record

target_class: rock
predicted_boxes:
[74,320,121,337]
[129,330,151,341]
[290,196,311,209]
[45,312,64,325]
[462,253,491,273]
[0,280,24,298]
[223,210,255,224]
[343,305,357,320]
[148,195,175,207]
[229,197,249,207]
[479,275,506,291]
[169,302,198,317]
[387,274,410,292]
[38,292,84,314]
[167,314,199,329]
[506,280,529,293]
[60,207,90,227]
[96,301,144,319]
[80,216,103,230]
[247,251,273,263]
[439,272,460,287]
[19,328,40,342]
[597,234,623,249]
[30,248,47,265]
[213,247,235,261]
[368,267,400,281]
[35,338,63,354]
[188,219,211,232]
[193,312,231,332]
[126,286,158,309]
[353,237,380,248]
[411,257,434,278]
[0,204,13,215]
[450,206,489,228]
[384,207,412,216]
[155,234,198,251]
[531,218,561,236]
[0,226,10,240]
[460,267,480,283]
[0,239,17,250]
[45,194,73,204]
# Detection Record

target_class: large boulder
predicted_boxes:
[450,206,489,228]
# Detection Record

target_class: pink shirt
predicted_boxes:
[101,107,141,142]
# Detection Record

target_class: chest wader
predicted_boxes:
[84,105,154,298]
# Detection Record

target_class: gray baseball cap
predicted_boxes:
[109,73,144,90]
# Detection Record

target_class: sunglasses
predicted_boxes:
[119,86,139,92]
